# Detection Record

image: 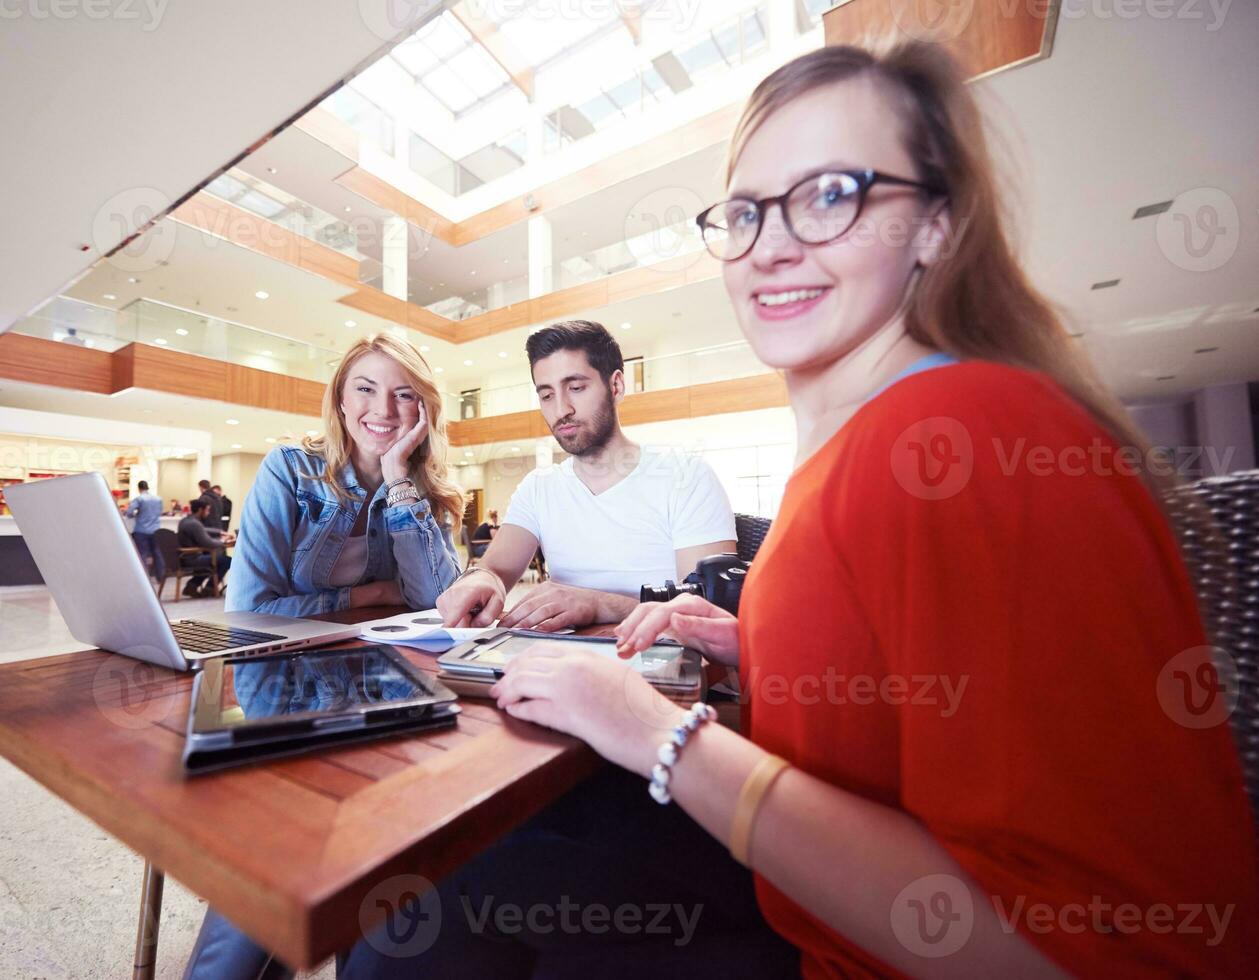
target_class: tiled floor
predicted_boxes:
[0,579,539,978]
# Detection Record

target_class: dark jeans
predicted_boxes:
[132,532,165,581]
[183,552,231,590]
[184,767,798,980]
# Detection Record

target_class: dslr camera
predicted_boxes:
[640,553,749,615]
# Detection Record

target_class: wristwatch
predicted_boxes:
[385,480,420,508]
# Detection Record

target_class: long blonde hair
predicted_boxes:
[302,333,466,526]
[727,39,1175,499]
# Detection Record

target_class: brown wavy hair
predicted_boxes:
[727,39,1176,499]
[301,333,465,526]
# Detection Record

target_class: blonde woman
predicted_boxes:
[227,333,464,617]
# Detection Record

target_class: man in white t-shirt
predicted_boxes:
[437,320,736,631]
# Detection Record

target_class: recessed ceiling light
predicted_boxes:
[255,290,269,300]
[435,366,444,373]
[265,437,277,444]
[103,293,116,300]
[470,271,477,276]
[457,460,467,466]
[420,345,431,353]
[154,337,168,345]
[438,282,445,286]
[498,351,507,358]
[344,320,357,328]
[266,166,278,175]
[175,328,188,336]
[225,418,240,425]
[230,443,242,449]
[1090,279,1120,291]
[511,447,520,453]
[463,359,474,366]
[306,429,318,436]
[127,276,139,284]
[464,451,474,457]
[1194,347,1219,354]
[344,205,352,212]
[620,321,632,330]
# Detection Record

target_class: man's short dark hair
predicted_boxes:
[211,485,222,492]
[192,495,212,513]
[137,480,148,491]
[198,479,211,491]
[526,320,623,385]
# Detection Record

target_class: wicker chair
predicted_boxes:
[1166,469,1259,824]
[734,513,773,563]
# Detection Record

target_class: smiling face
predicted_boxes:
[722,75,947,374]
[531,347,621,457]
[339,350,424,462]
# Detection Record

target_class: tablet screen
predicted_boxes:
[477,637,683,680]
[221,647,431,724]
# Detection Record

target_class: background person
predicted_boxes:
[212,483,232,531]
[123,479,164,585]
[348,40,1258,977]
[437,320,736,632]
[195,478,222,529]
[177,496,232,598]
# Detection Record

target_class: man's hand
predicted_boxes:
[437,569,507,627]
[499,581,613,632]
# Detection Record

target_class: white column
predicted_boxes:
[527,214,553,298]
[1194,383,1256,475]
[382,215,409,301]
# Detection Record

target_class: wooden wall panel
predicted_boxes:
[823,0,1057,79]
[618,387,692,427]
[447,411,546,447]
[125,344,229,401]
[296,241,360,288]
[0,333,113,394]
[293,379,327,418]
[687,373,788,417]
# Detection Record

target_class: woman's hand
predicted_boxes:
[490,646,686,777]
[380,406,429,486]
[350,579,404,608]
[613,594,740,666]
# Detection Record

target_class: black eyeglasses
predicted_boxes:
[695,168,945,262]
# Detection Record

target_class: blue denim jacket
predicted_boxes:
[225,445,459,617]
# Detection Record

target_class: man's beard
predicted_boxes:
[553,391,616,457]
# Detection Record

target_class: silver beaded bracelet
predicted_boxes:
[648,702,717,805]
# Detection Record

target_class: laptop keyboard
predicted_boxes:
[170,619,286,654]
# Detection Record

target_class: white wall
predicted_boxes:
[0,405,211,493]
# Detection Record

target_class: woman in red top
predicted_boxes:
[483,39,1258,978]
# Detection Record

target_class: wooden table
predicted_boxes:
[0,606,605,974]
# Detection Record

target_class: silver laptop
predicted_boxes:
[6,472,361,671]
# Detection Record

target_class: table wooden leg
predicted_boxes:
[131,861,164,980]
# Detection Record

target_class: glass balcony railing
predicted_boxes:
[11,296,343,385]
[13,297,766,434]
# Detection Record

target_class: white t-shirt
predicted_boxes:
[504,448,736,596]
